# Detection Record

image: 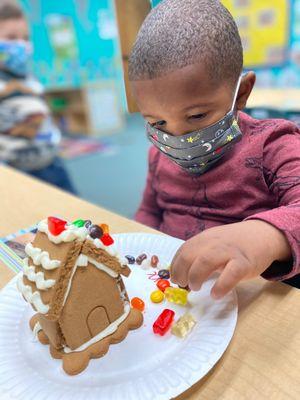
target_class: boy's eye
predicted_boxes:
[189,113,206,120]
[152,120,166,127]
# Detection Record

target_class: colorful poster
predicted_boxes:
[222,0,290,68]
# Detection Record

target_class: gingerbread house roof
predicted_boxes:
[17,217,130,320]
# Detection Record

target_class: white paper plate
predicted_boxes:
[0,233,237,400]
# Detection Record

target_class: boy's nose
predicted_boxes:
[163,122,192,137]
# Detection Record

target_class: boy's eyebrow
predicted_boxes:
[182,103,211,111]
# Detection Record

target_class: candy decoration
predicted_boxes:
[150,290,165,303]
[131,297,145,312]
[165,287,188,306]
[156,279,171,292]
[47,216,67,236]
[158,269,170,280]
[125,255,135,264]
[136,253,147,265]
[84,220,92,228]
[171,313,196,338]
[151,255,159,268]
[153,309,175,336]
[72,219,85,227]
[100,223,109,234]
[100,233,114,246]
[89,225,103,239]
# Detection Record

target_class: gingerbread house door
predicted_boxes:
[87,306,110,337]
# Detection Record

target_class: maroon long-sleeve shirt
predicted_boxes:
[135,112,300,281]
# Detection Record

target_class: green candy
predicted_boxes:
[72,219,85,227]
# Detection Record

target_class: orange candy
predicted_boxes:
[100,223,109,234]
[131,297,145,312]
[156,279,171,292]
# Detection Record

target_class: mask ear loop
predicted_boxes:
[230,74,243,113]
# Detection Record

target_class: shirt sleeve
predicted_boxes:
[246,121,300,281]
[135,146,163,229]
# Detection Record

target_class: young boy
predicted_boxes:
[129,0,300,298]
[0,2,75,193]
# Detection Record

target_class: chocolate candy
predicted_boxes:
[136,253,147,265]
[89,224,103,239]
[84,220,92,228]
[158,269,170,280]
[151,255,159,268]
[125,255,135,264]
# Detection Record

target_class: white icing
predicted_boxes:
[17,276,49,314]
[77,254,88,267]
[88,257,118,278]
[64,303,131,353]
[63,254,89,306]
[25,243,61,270]
[23,258,56,290]
[32,322,42,340]
[38,219,88,244]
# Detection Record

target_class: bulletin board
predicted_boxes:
[222,0,290,68]
[151,0,300,88]
[19,0,123,90]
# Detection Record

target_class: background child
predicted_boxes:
[129,0,300,296]
[0,1,75,193]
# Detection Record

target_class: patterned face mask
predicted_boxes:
[0,40,32,77]
[146,75,243,175]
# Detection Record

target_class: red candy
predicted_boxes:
[153,309,175,336]
[47,216,67,236]
[156,279,171,292]
[131,297,145,312]
[100,233,114,246]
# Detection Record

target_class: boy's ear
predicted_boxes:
[236,71,256,111]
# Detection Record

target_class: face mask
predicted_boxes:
[146,75,243,175]
[0,40,32,77]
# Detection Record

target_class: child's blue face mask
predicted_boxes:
[147,75,243,175]
[0,40,32,77]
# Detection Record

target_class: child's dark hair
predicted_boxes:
[0,1,24,21]
[129,0,243,86]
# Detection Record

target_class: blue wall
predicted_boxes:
[20,0,123,90]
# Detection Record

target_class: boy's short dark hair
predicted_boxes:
[129,0,243,86]
[0,1,24,21]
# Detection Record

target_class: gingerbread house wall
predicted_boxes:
[59,262,126,350]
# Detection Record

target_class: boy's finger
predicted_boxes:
[188,253,228,291]
[211,258,249,299]
[170,249,191,287]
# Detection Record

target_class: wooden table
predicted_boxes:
[1,165,300,399]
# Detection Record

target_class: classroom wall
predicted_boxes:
[19,0,123,90]
[151,0,300,88]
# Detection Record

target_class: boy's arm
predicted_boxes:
[245,122,300,281]
[135,146,163,229]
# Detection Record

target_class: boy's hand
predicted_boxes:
[170,220,291,299]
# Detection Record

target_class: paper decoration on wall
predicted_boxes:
[97,9,118,40]
[45,14,79,61]
[222,0,290,68]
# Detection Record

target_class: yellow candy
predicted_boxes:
[150,290,164,303]
[165,287,188,306]
[171,313,196,338]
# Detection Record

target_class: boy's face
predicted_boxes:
[131,63,255,136]
[0,17,29,41]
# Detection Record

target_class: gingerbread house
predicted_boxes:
[17,216,143,375]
